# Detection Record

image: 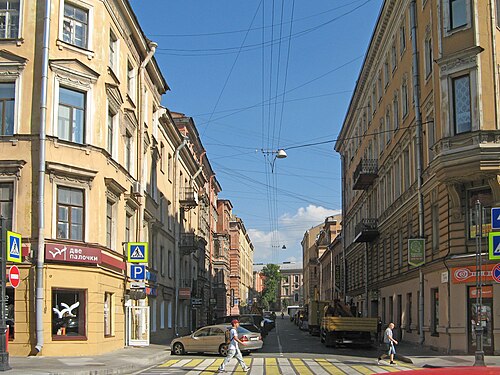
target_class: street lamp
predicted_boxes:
[261,148,287,173]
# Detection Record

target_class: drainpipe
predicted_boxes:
[410,0,425,346]
[137,41,157,241]
[489,0,499,130]
[35,0,51,353]
[174,137,188,336]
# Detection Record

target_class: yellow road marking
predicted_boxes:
[352,365,374,374]
[200,358,224,375]
[290,358,314,375]
[315,359,345,375]
[265,358,281,375]
[184,359,204,368]
[159,359,179,367]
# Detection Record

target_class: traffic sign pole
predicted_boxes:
[0,216,11,370]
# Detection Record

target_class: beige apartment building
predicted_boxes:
[0,0,225,357]
[336,0,500,354]
[278,262,304,309]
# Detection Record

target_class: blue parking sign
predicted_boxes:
[492,208,500,230]
[130,265,146,280]
[489,232,500,260]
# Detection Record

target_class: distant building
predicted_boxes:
[278,262,304,309]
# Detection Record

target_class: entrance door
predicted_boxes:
[467,286,493,355]
[127,306,150,346]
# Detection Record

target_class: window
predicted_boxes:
[125,212,132,243]
[389,296,394,323]
[403,148,410,191]
[371,87,376,112]
[398,230,403,268]
[391,43,397,71]
[427,119,435,162]
[107,110,114,155]
[106,200,113,249]
[160,245,165,276]
[104,292,113,337]
[431,203,439,253]
[402,81,408,118]
[151,233,157,270]
[160,301,165,329]
[431,288,439,335]
[52,289,86,338]
[497,0,500,28]
[381,297,386,323]
[0,182,13,230]
[167,153,173,181]
[406,293,412,332]
[393,93,400,130]
[57,186,84,241]
[0,82,15,136]
[452,74,471,134]
[109,30,118,72]
[160,142,165,172]
[168,250,173,278]
[63,2,88,48]
[125,131,132,172]
[384,60,389,87]
[377,73,382,102]
[151,299,156,332]
[394,159,401,198]
[468,189,492,239]
[424,38,433,77]
[450,0,467,30]
[0,0,20,39]
[167,301,172,328]
[385,112,392,144]
[150,154,157,200]
[400,22,406,54]
[127,61,136,101]
[58,87,85,144]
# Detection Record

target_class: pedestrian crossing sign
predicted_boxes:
[7,231,22,263]
[489,232,500,260]
[127,242,148,263]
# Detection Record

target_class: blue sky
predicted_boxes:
[129,0,383,264]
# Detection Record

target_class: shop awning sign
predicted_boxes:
[488,232,500,260]
[127,242,148,263]
[408,238,425,267]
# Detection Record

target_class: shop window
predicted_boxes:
[104,292,113,337]
[468,189,492,239]
[431,288,439,336]
[6,287,14,340]
[57,186,84,241]
[52,289,86,339]
[0,182,13,230]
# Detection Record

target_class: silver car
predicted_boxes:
[171,324,263,356]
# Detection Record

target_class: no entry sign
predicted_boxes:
[9,265,20,288]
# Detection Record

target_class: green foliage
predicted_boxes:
[261,263,281,308]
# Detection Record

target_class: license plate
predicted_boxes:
[250,337,258,341]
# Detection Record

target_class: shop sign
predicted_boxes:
[408,238,425,267]
[179,288,191,299]
[469,285,493,299]
[45,243,101,264]
[451,264,496,284]
[146,287,157,296]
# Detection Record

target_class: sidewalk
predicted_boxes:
[395,341,500,368]
[5,344,171,375]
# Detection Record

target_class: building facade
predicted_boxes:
[278,262,304,309]
[335,0,500,354]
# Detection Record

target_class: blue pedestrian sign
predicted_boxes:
[489,232,500,260]
[127,242,148,263]
[6,231,21,263]
[130,265,146,280]
[492,208,500,230]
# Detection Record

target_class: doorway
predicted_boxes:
[467,286,493,355]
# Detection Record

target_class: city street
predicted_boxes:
[139,317,418,374]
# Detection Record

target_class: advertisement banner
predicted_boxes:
[408,238,425,267]
[451,264,496,284]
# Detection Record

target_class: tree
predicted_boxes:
[261,264,281,310]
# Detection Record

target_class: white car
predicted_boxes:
[171,324,263,356]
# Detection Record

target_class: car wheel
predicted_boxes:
[172,342,185,355]
[219,344,229,357]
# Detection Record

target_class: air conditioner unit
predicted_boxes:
[132,181,141,195]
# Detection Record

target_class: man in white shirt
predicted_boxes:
[218,320,250,373]
[378,322,398,365]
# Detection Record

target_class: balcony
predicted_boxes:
[354,218,379,243]
[180,233,200,254]
[180,187,198,209]
[353,159,378,190]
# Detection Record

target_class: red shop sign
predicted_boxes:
[469,285,493,299]
[451,264,495,284]
[45,243,101,264]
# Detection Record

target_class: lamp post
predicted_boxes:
[261,149,287,173]
[474,200,485,366]
[0,216,10,371]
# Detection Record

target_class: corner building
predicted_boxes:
[336,0,500,354]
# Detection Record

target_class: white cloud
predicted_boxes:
[249,205,341,264]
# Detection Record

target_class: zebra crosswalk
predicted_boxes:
[140,357,420,374]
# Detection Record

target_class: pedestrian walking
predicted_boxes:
[377,322,398,365]
[218,319,250,373]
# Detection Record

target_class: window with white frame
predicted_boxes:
[400,22,406,54]
[104,292,113,337]
[109,30,118,72]
[391,42,397,71]
[57,186,84,241]
[452,74,471,134]
[168,250,172,278]
[125,212,132,243]
[107,109,115,155]
[0,82,14,136]
[125,131,133,173]
[0,0,20,39]
[403,148,410,191]
[127,60,136,101]
[106,200,115,250]
[160,245,165,276]
[0,182,13,230]
[449,0,467,30]
[58,86,85,144]
[424,37,433,78]
[63,2,88,49]
[402,80,409,117]
[393,93,400,130]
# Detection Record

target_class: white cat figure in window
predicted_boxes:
[53,301,80,318]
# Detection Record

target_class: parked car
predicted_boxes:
[170,324,263,356]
